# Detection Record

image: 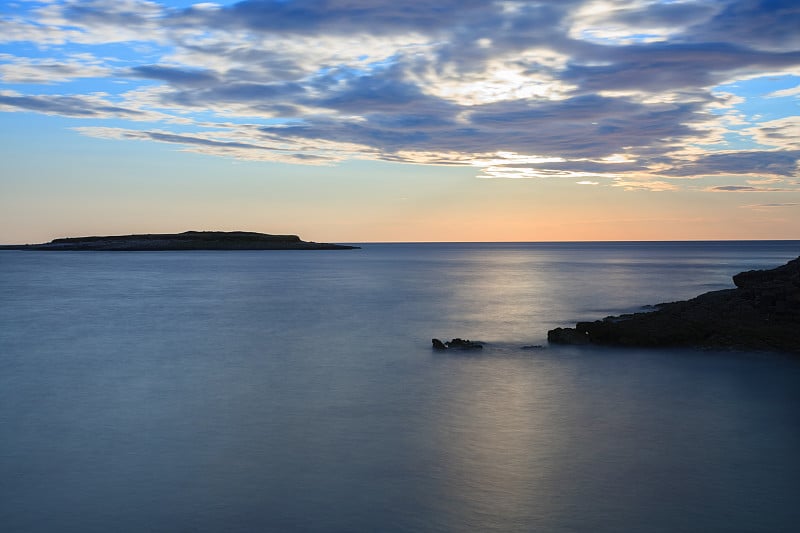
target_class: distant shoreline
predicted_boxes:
[2,238,798,248]
[0,231,359,251]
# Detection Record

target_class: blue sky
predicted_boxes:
[1,0,799,242]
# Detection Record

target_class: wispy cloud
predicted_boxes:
[706,185,798,192]
[0,0,798,184]
[612,178,678,192]
[740,202,799,209]
[767,85,800,98]
[0,53,111,84]
[0,90,156,120]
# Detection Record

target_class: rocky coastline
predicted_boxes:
[0,231,359,251]
[548,256,800,354]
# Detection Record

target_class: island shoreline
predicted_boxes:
[0,231,359,251]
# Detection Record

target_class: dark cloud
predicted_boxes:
[565,42,800,93]
[0,93,145,118]
[666,150,800,177]
[183,0,491,35]
[713,185,760,191]
[172,42,306,82]
[160,81,306,109]
[259,93,701,161]
[141,130,261,150]
[128,65,218,86]
[301,73,461,128]
[260,119,434,153]
[609,1,719,28]
[207,82,306,101]
[365,113,456,130]
[493,159,644,176]
[687,0,800,52]
[61,0,163,31]
[312,66,455,115]
[755,123,799,145]
[117,129,334,161]
[466,95,703,158]
[710,185,795,192]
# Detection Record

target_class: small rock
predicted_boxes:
[431,338,448,350]
[446,338,483,350]
[547,327,590,345]
[432,338,484,350]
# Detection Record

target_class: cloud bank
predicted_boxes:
[1,0,798,189]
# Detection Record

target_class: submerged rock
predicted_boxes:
[547,256,800,354]
[432,338,484,350]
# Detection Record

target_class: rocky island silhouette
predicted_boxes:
[0,231,359,251]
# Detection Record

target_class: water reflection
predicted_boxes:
[425,356,570,531]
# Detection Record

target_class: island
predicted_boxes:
[0,231,359,251]
[548,255,800,354]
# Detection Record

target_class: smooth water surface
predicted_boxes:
[1,242,799,532]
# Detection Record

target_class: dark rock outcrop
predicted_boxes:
[0,231,359,251]
[432,338,484,350]
[432,339,448,350]
[548,256,800,354]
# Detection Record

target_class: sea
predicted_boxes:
[1,241,799,533]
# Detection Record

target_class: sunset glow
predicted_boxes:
[1,1,798,242]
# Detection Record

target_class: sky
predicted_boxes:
[1,0,799,243]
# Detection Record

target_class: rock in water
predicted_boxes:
[431,338,448,350]
[546,328,590,345]
[447,338,483,350]
[432,338,483,350]
[547,256,800,354]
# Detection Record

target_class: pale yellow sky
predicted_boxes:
[2,150,798,244]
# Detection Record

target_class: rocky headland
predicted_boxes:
[548,256,800,354]
[0,231,359,251]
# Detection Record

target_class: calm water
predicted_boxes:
[1,241,799,532]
